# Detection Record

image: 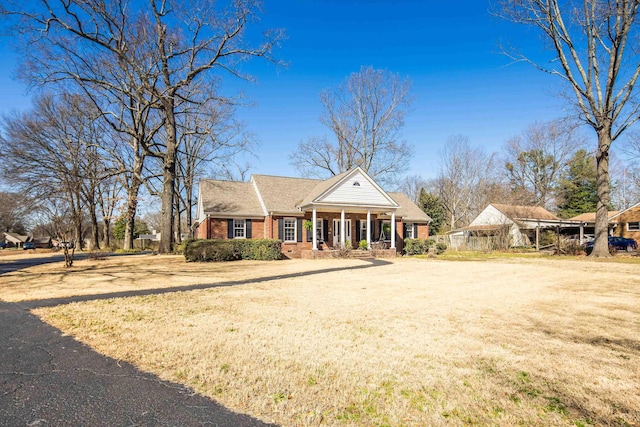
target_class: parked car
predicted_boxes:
[584,236,638,255]
[60,241,75,249]
[23,242,36,250]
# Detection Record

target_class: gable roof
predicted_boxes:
[297,170,351,208]
[3,232,30,243]
[198,179,264,217]
[388,192,431,223]
[492,204,561,221]
[298,167,398,209]
[251,175,321,214]
[609,201,640,221]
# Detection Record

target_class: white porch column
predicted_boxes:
[312,207,318,250]
[391,211,396,249]
[366,210,371,249]
[579,223,584,245]
[340,209,346,248]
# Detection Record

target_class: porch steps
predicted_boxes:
[350,250,374,260]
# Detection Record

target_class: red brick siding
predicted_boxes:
[197,218,267,240]
[209,218,228,239]
[195,221,206,239]
[197,213,429,257]
[416,223,430,239]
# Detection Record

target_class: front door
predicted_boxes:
[333,219,351,247]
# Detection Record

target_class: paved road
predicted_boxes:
[0,253,277,426]
[0,252,96,275]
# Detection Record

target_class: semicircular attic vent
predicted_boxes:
[353,181,361,187]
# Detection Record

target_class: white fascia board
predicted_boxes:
[251,175,269,216]
[609,202,640,221]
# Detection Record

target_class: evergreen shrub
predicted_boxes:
[184,239,281,262]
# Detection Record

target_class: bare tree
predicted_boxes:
[396,174,429,203]
[175,100,253,237]
[1,0,283,254]
[503,120,585,209]
[0,192,32,234]
[432,135,498,230]
[0,94,101,250]
[137,1,282,253]
[290,66,413,187]
[498,0,640,257]
[97,174,123,248]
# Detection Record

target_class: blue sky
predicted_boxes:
[0,0,574,181]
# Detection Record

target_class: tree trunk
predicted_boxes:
[89,200,100,250]
[159,103,178,254]
[123,156,143,250]
[71,194,83,251]
[75,220,83,251]
[123,187,139,250]
[174,191,182,244]
[186,181,193,239]
[591,131,612,258]
[103,218,111,248]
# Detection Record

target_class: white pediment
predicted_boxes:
[316,170,397,207]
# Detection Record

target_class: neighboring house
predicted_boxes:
[612,202,640,243]
[568,210,621,240]
[2,233,52,249]
[193,167,432,258]
[571,203,640,244]
[2,232,31,248]
[32,236,52,249]
[449,204,582,249]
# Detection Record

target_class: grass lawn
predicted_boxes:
[2,253,639,426]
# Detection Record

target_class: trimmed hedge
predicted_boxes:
[184,239,282,262]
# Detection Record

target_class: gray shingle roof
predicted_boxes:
[198,171,430,223]
[389,192,432,223]
[251,175,321,214]
[199,179,265,217]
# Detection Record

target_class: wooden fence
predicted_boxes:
[436,234,510,251]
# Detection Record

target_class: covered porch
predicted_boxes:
[306,206,399,251]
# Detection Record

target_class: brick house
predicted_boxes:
[193,167,432,258]
[607,203,640,243]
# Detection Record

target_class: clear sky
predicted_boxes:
[0,0,576,182]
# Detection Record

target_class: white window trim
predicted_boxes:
[316,219,324,242]
[627,222,640,231]
[405,222,415,239]
[233,219,246,239]
[284,217,297,242]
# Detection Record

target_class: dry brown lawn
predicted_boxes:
[1,253,639,426]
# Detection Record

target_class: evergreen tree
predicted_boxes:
[418,189,445,234]
[113,217,150,240]
[556,149,598,218]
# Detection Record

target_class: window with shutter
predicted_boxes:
[283,218,296,242]
[233,219,246,238]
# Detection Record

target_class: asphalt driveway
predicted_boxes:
[0,300,276,426]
